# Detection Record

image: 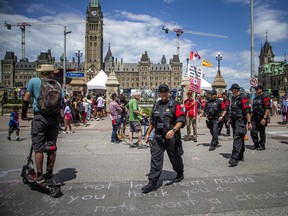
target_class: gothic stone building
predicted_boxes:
[104,47,182,90]
[258,39,288,97]
[1,0,182,91]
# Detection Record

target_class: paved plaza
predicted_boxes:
[0,114,288,215]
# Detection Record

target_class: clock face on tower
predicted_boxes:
[91,10,97,16]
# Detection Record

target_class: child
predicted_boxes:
[63,101,74,133]
[8,106,21,141]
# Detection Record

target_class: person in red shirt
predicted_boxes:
[184,91,198,142]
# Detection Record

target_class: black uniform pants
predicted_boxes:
[230,119,246,160]
[218,117,230,135]
[148,134,184,183]
[250,118,266,148]
[208,118,219,147]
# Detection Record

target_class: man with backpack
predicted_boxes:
[21,64,63,183]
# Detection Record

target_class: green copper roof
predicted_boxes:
[263,62,285,76]
[90,0,99,7]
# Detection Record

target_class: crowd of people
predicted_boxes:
[5,63,288,193]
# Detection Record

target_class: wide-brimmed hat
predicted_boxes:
[36,64,59,73]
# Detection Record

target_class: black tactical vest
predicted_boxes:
[152,100,177,134]
[206,99,221,118]
[252,95,265,116]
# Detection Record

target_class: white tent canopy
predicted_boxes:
[201,78,212,90]
[87,69,108,90]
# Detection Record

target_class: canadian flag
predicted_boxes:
[190,51,201,60]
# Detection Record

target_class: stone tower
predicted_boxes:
[85,0,103,82]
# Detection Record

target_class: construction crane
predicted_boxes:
[162,25,228,56]
[4,20,85,60]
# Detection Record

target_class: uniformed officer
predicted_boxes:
[142,84,186,193]
[218,92,231,136]
[229,83,252,167]
[201,89,226,151]
[251,85,271,150]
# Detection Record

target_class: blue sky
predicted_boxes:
[0,0,287,90]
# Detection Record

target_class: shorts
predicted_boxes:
[130,121,142,133]
[9,125,20,134]
[97,107,103,112]
[80,112,87,117]
[32,112,59,152]
[64,113,72,120]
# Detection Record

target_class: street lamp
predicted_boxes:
[75,48,83,72]
[216,52,223,75]
[63,26,71,91]
[87,68,93,80]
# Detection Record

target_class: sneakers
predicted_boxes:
[35,175,46,183]
[129,141,139,148]
[16,137,21,141]
[69,131,75,133]
[63,131,68,134]
[142,182,157,193]
[44,173,53,181]
[7,136,11,141]
[138,144,149,149]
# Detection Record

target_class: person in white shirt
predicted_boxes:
[96,94,104,120]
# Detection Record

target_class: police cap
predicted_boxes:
[229,83,240,90]
[254,85,264,90]
[209,89,217,95]
[158,84,169,92]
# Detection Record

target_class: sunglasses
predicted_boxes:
[159,90,168,93]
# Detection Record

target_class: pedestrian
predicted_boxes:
[183,90,198,142]
[63,101,74,134]
[250,85,271,150]
[96,94,104,121]
[126,91,149,149]
[280,96,287,123]
[272,97,278,116]
[21,64,64,182]
[201,89,227,151]
[86,95,92,121]
[218,92,231,136]
[109,93,124,143]
[142,84,186,193]
[119,94,128,138]
[7,105,21,141]
[81,98,89,127]
[228,83,252,167]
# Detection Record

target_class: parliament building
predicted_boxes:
[1,0,182,92]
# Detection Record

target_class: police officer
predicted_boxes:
[218,92,231,136]
[251,85,271,150]
[229,83,252,167]
[142,84,186,193]
[202,89,226,151]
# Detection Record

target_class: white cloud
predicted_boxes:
[254,5,288,42]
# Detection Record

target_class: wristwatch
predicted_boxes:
[172,128,177,133]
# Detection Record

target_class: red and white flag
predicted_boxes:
[189,51,201,60]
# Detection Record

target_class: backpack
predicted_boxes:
[37,78,62,115]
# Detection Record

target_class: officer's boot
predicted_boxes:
[175,172,184,182]
[142,181,157,193]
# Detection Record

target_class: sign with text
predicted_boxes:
[66,72,84,78]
